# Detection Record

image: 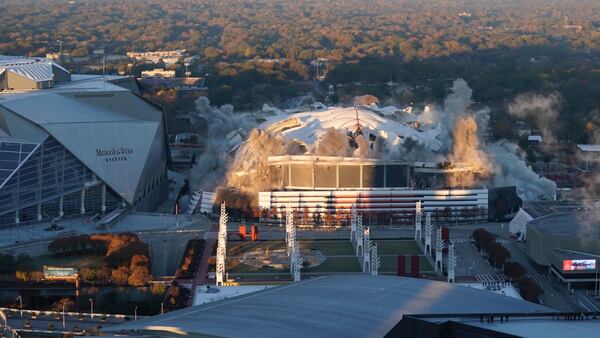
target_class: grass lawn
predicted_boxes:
[374,240,422,255]
[300,240,355,256]
[304,256,361,273]
[32,254,104,270]
[378,255,434,273]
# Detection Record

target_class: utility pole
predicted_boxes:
[17,296,22,318]
[56,39,63,64]
[89,298,93,319]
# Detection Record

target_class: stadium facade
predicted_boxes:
[0,56,168,227]
[258,155,489,222]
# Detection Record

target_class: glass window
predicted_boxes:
[0,142,20,152]
[0,151,21,161]
[0,160,18,170]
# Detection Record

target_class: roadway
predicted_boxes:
[1,308,135,335]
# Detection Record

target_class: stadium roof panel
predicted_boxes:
[528,212,600,238]
[0,55,69,83]
[0,71,165,205]
[577,144,600,152]
[105,275,551,338]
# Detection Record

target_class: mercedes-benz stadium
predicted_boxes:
[0,56,168,227]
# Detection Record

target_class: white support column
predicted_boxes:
[101,183,107,213]
[425,214,432,256]
[216,202,228,286]
[80,189,86,215]
[435,227,444,273]
[14,210,19,225]
[414,201,422,241]
[350,204,357,243]
[286,205,294,257]
[363,227,371,274]
[59,196,64,218]
[370,243,380,276]
[286,206,302,282]
[291,244,302,282]
[448,241,456,284]
[356,214,364,258]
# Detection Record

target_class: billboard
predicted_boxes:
[43,266,79,280]
[562,259,597,271]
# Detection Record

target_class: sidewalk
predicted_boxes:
[0,212,212,250]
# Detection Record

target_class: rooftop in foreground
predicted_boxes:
[528,212,600,239]
[105,275,552,338]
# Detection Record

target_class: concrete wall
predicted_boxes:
[52,65,71,83]
[269,162,410,190]
[5,71,40,90]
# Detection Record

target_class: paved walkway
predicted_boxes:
[187,225,217,307]
[0,212,212,250]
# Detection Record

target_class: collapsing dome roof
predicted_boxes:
[259,105,444,155]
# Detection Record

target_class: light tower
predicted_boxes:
[414,201,422,240]
[350,204,357,243]
[216,202,228,286]
[448,241,456,283]
[356,213,364,257]
[291,242,302,282]
[286,206,302,282]
[435,227,444,273]
[363,227,372,273]
[286,205,294,256]
[425,212,432,255]
[370,243,380,276]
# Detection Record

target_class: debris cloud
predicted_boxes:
[189,79,557,206]
[508,92,562,143]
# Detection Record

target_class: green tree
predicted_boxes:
[111,266,129,286]
[128,266,150,287]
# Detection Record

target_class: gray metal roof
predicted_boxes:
[0,55,68,82]
[0,74,164,204]
[577,144,600,152]
[528,212,600,239]
[106,275,551,338]
[470,318,600,338]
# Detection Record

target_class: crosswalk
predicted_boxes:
[449,238,507,244]
[526,274,551,283]
[475,274,507,282]
[475,274,550,283]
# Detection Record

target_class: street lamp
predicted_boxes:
[62,304,66,329]
[16,296,22,318]
[89,298,94,319]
